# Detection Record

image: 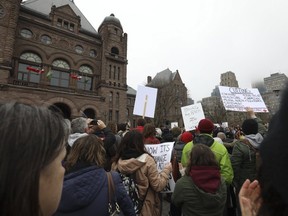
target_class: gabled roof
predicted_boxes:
[21,0,97,34]
[148,68,177,87]
[127,86,136,95]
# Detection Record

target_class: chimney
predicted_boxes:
[147,76,152,84]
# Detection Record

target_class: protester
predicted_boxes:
[181,118,233,185]
[132,118,146,133]
[55,134,135,216]
[107,121,122,147]
[91,119,117,171]
[239,84,288,216]
[174,131,193,162]
[143,123,160,144]
[112,130,172,216]
[117,122,130,138]
[68,117,89,147]
[0,102,68,216]
[231,115,263,215]
[172,144,227,216]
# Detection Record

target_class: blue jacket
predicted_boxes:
[54,166,135,216]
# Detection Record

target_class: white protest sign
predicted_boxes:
[145,142,175,193]
[218,86,269,113]
[171,122,178,128]
[133,85,158,118]
[181,103,205,131]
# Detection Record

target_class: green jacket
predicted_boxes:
[172,175,227,216]
[230,140,257,191]
[181,134,234,184]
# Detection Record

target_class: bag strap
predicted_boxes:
[106,172,115,202]
[240,139,257,152]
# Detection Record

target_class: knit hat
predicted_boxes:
[242,119,258,135]
[180,131,193,143]
[198,118,214,134]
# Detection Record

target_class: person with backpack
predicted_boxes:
[230,113,264,216]
[112,130,172,216]
[54,134,135,216]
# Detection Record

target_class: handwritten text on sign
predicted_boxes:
[218,86,269,113]
[145,142,175,193]
[181,103,205,131]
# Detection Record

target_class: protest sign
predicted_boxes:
[218,86,269,113]
[133,85,158,118]
[145,142,175,193]
[181,103,205,131]
[171,122,178,128]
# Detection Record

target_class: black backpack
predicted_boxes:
[119,172,148,214]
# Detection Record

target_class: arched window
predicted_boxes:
[50,59,70,87]
[78,65,93,91]
[18,52,42,83]
[111,47,119,55]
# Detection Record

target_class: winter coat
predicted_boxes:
[112,153,171,216]
[54,165,135,216]
[181,134,234,184]
[94,127,117,171]
[173,140,186,162]
[172,168,227,216]
[230,133,263,192]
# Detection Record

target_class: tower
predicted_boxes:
[98,14,128,123]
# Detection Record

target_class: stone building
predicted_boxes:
[0,0,133,124]
[220,71,239,87]
[261,73,288,116]
[202,71,245,126]
[146,68,188,127]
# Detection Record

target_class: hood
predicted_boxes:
[190,166,221,194]
[115,153,148,174]
[57,166,105,212]
[245,133,263,149]
[193,134,214,147]
[68,133,88,147]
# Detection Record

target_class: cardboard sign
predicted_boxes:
[133,85,158,118]
[145,142,175,193]
[181,103,205,131]
[218,86,269,113]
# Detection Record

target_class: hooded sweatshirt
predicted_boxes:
[54,165,135,216]
[172,166,227,216]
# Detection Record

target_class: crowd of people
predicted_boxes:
[2,83,288,215]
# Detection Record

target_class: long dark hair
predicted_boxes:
[185,144,219,176]
[113,130,151,162]
[0,102,67,216]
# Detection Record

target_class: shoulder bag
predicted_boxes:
[106,172,121,216]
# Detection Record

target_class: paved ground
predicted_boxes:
[161,194,171,216]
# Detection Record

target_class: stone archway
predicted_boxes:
[83,108,96,119]
[80,104,99,120]
[49,102,71,119]
[44,97,77,119]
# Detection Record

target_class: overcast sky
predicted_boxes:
[75,0,288,102]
